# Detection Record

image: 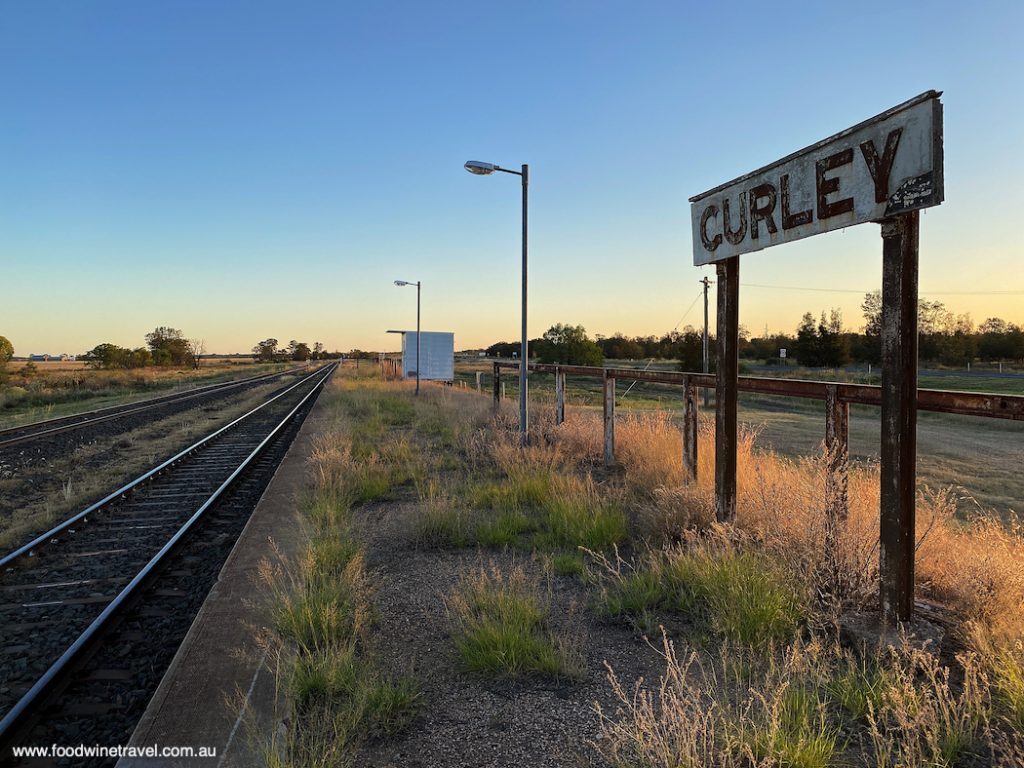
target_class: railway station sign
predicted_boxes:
[690,91,943,265]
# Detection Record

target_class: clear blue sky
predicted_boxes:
[2,0,1022,355]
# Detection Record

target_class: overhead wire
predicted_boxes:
[619,289,704,401]
[740,282,1023,296]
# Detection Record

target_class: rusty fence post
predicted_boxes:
[476,371,482,393]
[683,376,699,482]
[824,385,850,520]
[492,363,501,410]
[555,367,566,425]
[603,371,615,467]
[715,257,740,522]
[880,211,919,625]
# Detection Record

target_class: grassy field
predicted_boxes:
[455,361,1023,518]
[0,360,295,430]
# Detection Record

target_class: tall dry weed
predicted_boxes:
[547,400,1022,635]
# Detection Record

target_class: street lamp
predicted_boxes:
[394,279,421,395]
[464,160,529,443]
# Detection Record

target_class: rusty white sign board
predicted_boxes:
[690,91,943,265]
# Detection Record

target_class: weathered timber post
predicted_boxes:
[880,211,920,625]
[554,367,566,425]
[603,371,615,467]
[683,376,699,482]
[492,363,501,410]
[476,371,482,393]
[824,385,850,520]
[715,257,739,522]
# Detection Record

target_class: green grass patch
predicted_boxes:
[596,545,805,647]
[467,473,553,512]
[550,551,587,578]
[536,495,628,550]
[827,655,888,723]
[450,566,581,679]
[350,464,392,503]
[476,510,536,547]
[274,576,361,652]
[742,686,841,768]
[990,642,1024,730]
[291,643,418,732]
[414,504,474,549]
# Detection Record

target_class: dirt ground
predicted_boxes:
[349,496,662,768]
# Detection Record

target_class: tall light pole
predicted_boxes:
[464,160,529,444]
[394,280,421,395]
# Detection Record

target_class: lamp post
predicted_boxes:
[464,160,529,444]
[394,280,421,395]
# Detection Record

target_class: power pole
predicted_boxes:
[701,276,713,406]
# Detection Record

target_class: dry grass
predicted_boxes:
[597,632,1002,768]
[585,406,1024,644]
[261,372,420,767]
[291,370,1024,767]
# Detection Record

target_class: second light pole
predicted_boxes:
[464,160,529,443]
[394,279,421,395]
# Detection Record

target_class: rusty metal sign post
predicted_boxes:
[689,91,944,626]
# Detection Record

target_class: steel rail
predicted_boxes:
[493,362,1024,421]
[0,364,328,569]
[0,362,335,743]
[0,367,297,450]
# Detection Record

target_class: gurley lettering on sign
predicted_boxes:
[690,92,943,265]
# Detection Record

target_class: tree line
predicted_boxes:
[251,339,343,362]
[484,293,1024,370]
[82,327,207,370]
[780,293,1024,368]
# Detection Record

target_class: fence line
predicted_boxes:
[492,361,1024,520]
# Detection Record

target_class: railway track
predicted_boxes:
[0,363,335,761]
[0,366,294,451]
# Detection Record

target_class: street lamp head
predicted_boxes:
[394,280,410,287]
[464,160,497,176]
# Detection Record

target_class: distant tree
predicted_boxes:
[979,318,1024,362]
[252,338,279,362]
[485,341,520,358]
[534,324,604,366]
[674,327,708,372]
[82,343,146,369]
[794,312,821,367]
[861,291,883,337]
[146,326,190,366]
[0,335,13,369]
[288,340,311,361]
[817,309,850,368]
[346,349,377,360]
[597,333,644,360]
[792,309,849,367]
[312,342,324,360]
[128,347,153,368]
[741,333,796,362]
[187,339,206,370]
